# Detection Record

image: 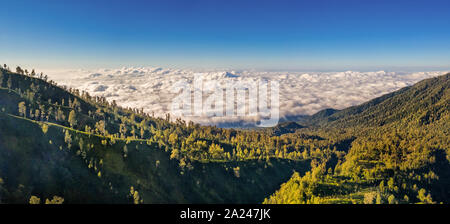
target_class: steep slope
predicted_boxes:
[0,67,311,203]
[266,121,305,136]
[265,74,449,204]
[0,112,309,203]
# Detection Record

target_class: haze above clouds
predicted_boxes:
[45,68,447,127]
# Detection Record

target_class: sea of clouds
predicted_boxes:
[45,67,448,127]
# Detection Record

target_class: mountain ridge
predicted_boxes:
[301,73,449,129]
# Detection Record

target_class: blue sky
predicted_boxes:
[1,0,450,71]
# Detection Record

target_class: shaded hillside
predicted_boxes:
[298,108,338,126]
[0,112,309,203]
[267,121,305,136]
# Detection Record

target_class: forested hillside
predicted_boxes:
[265,74,449,204]
[303,74,449,128]
[0,65,448,204]
[0,66,316,203]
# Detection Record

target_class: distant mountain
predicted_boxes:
[298,108,338,125]
[267,121,305,136]
[304,73,449,128]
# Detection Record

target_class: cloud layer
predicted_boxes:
[45,67,448,127]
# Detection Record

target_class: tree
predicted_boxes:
[45,196,64,204]
[209,143,224,160]
[133,191,141,204]
[131,126,136,138]
[170,148,180,160]
[387,178,395,191]
[363,192,377,204]
[379,180,385,192]
[388,194,397,204]
[169,133,179,145]
[7,76,12,89]
[376,192,384,204]
[41,124,49,134]
[18,102,26,117]
[56,108,65,121]
[16,66,23,74]
[0,69,3,87]
[64,130,72,148]
[29,196,41,204]
[95,120,107,135]
[417,188,433,204]
[68,110,77,128]
[403,195,409,203]
[119,123,127,138]
[130,186,142,204]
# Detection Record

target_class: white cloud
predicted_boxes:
[45,67,448,127]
